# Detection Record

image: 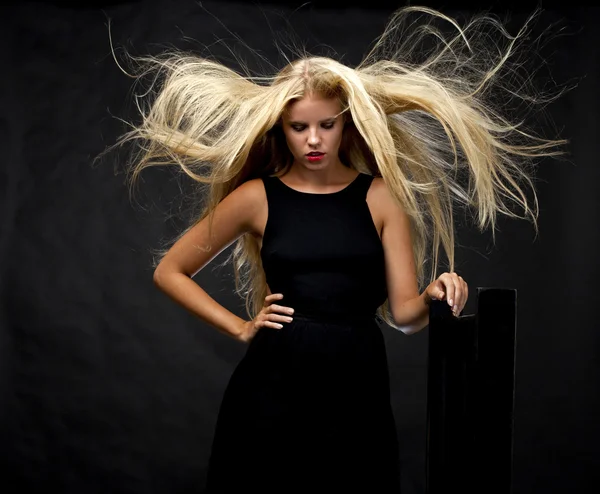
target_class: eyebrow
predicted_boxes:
[287,117,337,125]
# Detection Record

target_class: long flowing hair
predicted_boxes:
[112,6,566,326]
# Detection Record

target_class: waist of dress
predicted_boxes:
[291,309,377,327]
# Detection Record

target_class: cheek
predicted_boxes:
[331,127,344,147]
[284,132,303,154]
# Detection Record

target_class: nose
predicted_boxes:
[307,128,320,147]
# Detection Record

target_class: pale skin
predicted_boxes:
[153,92,468,343]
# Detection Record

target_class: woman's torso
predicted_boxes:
[251,170,388,320]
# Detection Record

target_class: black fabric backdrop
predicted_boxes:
[2,1,598,493]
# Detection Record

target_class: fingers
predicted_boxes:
[264,293,284,305]
[431,280,445,301]
[438,272,468,316]
[267,303,295,316]
[440,273,456,310]
[260,294,294,330]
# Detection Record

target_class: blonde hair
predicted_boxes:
[113,6,566,326]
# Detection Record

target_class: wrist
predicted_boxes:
[223,317,247,342]
[234,320,251,343]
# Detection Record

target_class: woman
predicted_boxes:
[116,6,564,492]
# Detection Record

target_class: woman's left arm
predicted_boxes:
[373,179,468,335]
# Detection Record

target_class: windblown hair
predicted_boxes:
[114,6,566,326]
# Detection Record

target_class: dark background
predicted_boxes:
[2,0,598,493]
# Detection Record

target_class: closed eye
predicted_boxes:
[289,121,336,132]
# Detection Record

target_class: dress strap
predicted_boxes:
[261,175,282,202]
[352,173,375,199]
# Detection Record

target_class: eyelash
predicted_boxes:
[291,123,335,132]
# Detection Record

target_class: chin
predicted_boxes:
[305,161,327,168]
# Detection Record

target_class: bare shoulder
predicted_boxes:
[224,178,266,211]
[226,177,268,237]
[368,176,404,214]
[369,176,388,197]
[230,177,265,203]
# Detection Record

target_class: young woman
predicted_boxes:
[116,6,564,492]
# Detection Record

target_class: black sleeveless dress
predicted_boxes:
[205,173,401,493]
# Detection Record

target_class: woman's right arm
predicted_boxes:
[152,178,265,342]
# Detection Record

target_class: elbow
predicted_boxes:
[389,295,430,335]
[153,263,189,289]
[391,314,428,336]
[391,320,417,335]
[153,263,174,288]
[399,324,424,336]
[153,266,164,288]
[389,310,411,335]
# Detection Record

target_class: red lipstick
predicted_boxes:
[306,152,325,162]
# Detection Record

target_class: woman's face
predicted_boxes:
[281,93,345,170]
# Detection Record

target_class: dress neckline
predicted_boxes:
[274,173,363,196]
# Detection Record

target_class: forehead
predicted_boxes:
[284,94,342,121]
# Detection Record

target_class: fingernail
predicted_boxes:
[448,299,453,306]
[453,305,458,311]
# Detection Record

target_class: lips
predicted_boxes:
[306,152,325,162]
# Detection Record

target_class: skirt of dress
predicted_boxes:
[205,313,401,493]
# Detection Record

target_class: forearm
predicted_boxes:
[392,292,431,336]
[153,270,246,341]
